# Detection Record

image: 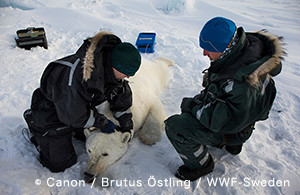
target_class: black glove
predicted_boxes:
[180,96,204,117]
[116,113,134,142]
[116,113,133,132]
[181,97,202,112]
[180,97,194,113]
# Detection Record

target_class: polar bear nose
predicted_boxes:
[84,171,95,183]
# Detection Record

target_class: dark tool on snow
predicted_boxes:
[15,27,48,50]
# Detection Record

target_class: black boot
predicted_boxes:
[23,109,34,133]
[225,144,243,155]
[23,109,40,151]
[175,154,214,181]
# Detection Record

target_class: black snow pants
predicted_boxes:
[23,89,84,172]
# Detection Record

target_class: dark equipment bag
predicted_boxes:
[15,27,48,50]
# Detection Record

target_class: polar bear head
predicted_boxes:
[83,129,131,183]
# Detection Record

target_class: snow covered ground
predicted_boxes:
[0,0,299,194]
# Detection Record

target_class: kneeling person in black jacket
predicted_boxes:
[23,31,141,172]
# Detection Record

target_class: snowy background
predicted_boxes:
[0,0,300,194]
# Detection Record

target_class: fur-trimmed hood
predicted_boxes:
[209,28,285,86]
[82,31,121,81]
[246,30,285,85]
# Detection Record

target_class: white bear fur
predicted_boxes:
[84,57,173,180]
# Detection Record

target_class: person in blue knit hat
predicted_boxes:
[23,31,141,172]
[199,17,236,59]
[165,17,284,181]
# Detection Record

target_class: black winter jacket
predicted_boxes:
[30,32,133,132]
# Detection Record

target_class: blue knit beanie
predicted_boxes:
[199,17,236,53]
[111,42,141,76]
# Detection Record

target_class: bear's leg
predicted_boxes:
[138,97,166,145]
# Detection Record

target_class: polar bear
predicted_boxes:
[83,57,173,182]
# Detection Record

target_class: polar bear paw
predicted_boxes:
[138,127,163,145]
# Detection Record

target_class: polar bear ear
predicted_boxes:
[84,129,92,138]
[121,132,131,143]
